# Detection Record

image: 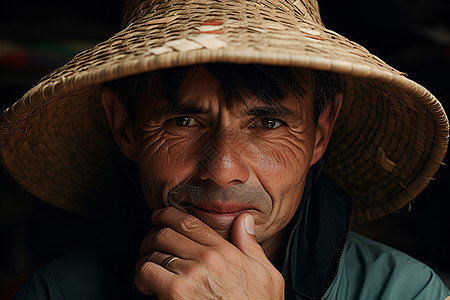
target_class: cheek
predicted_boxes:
[141,133,188,172]
[250,135,314,182]
[248,133,315,236]
[135,128,202,205]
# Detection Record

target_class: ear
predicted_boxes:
[101,87,139,162]
[310,91,343,166]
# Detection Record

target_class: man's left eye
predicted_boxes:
[174,116,200,127]
[252,118,284,129]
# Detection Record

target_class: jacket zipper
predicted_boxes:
[318,229,350,299]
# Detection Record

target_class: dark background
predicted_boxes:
[0,0,449,298]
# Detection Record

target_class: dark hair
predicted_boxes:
[104,63,339,125]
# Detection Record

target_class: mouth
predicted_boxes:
[187,202,255,231]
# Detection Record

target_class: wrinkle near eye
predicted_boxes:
[250,134,312,168]
[139,121,208,160]
[287,125,309,135]
[138,130,166,158]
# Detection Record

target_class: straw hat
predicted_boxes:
[0,0,448,225]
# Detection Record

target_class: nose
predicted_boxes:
[197,131,250,188]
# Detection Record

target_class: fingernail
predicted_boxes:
[151,208,163,220]
[244,215,255,235]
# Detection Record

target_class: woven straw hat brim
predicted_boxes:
[0,0,448,225]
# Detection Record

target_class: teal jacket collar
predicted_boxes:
[281,154,353,299]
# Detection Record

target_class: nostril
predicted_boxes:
[196,156,249,188]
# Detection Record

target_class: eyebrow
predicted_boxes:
[148,103,299,122]
[169,105,209,115]
[149,104,209,120]
[245,105,298,120]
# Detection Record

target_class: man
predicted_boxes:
[1,0,449,299]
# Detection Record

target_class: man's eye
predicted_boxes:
[252,118,284,129]
[174,116,199,127]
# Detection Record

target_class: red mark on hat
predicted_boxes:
[201,19,224,26]
[199,30,224,34]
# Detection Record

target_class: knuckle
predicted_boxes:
[134,263,154,294]
[146,251,160,262]
[139,261,153,277]
[202,249,222,266]
[157,207,169,218]
[179,215,200,231]
[183,261,199,277]
[161,206,178,218]
[166,279,186,300]
[153,227,173,243]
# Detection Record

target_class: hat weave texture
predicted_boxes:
[0,0,448,224]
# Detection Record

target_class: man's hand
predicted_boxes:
[135,206,285,299]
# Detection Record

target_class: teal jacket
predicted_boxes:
[14,231,449,300]
[13,161,450,299]
[323,232,450,299]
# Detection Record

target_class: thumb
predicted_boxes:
[230,213,266,259]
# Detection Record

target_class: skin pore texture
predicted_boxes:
[101,65,342,299]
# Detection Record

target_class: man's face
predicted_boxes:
[117,66,327,245]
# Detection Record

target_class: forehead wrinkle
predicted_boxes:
[179,68,225,111]
[143,67,223,121]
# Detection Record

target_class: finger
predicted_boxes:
[230,213,267,260]
[139,227,204,260]
[151,206,223,246]
[134,258,176,296]
[137,251,185,274]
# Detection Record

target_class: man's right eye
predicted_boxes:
[174,116,200,127]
